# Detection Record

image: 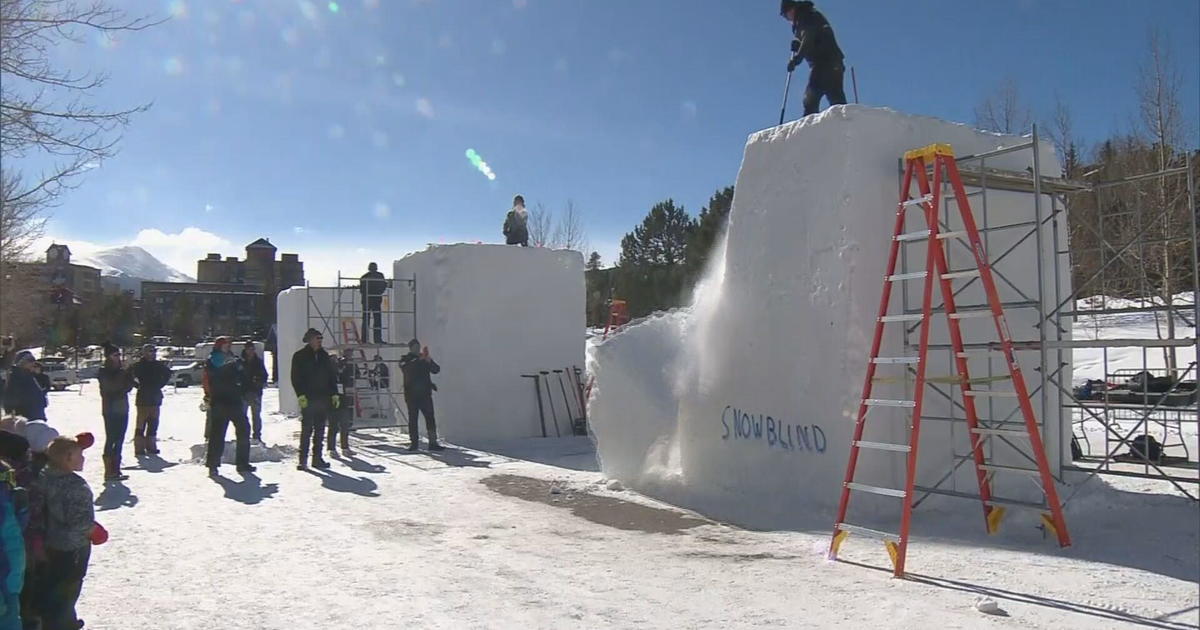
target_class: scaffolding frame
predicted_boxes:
[303,272,418,430]
[890,128,1199,508]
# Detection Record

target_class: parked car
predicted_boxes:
[39,357,79,391]
[170,360,205,387]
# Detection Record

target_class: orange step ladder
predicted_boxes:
[828,143,1070,578]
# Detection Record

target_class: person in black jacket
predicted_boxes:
[241,344,269,443]
[96,343,133,481]
[327,353,355,457]
[131,344,172,456]
[360,263,388,344]
[290,329,339,470]
[781,0,846,117]
[3,352,47,420]
[203,337,254,475]
[399,338,442,451]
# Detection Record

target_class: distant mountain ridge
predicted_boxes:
[75,246,193,296]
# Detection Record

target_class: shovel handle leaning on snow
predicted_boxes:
[539,371,561,437]
[521,374,548,438]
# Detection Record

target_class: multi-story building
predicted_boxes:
[140,238,304,343]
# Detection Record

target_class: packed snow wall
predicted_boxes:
[589,106,1071,530]
[394,244,586,443]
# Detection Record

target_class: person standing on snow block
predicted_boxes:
[241,344,269,444]
[360,263,388,344]
[400,339,442,451]
[131,344,171,457]
[782,0,846,117]
[203,337,254,476]
[96,344,133,482]
[503,195,529,247]
[291,329,339,470]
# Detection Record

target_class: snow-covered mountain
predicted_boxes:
[77,246,194,296]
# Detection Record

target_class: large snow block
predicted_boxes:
[589,106,1070,530]
[394,244,585,443]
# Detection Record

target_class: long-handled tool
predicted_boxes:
[569,365,587,428]
[779,67,795,126]
[521,373,547,438]
[553,369,581,436]
[540,370,561,437]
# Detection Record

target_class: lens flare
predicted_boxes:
[465,149,497,181]
[328,2,340,13]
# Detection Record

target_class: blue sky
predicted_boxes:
[28,0,1200,282]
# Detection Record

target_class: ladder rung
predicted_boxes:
[978,463,1041,476]
[970,428,1030,438]
[872,356,921,364]
[847,482,907,498]
[864,399,916,408]
[880,313,924,322]
[941,269,981,280]
[985,497,1049,511]
[964,390,1019,398]
[836,522,900,542]
[854,440,911,453]
[949,310,995,320]
[956,349,998,358]
[935,230,968,240]
[887,271,928,281]
[895,230,931,242]
[901,194,934,207]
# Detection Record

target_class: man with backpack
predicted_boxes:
[781,0,846,117]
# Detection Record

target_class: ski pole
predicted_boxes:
[522,373,547,438]
[540,370,561,437]
[779,67,794,126]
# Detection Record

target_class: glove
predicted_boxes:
[199,398,209,413]
[790,39,800,53]
[298,394,308,409]
[90,522,109,545]
[787,57,799,73]
[331,395,340,409]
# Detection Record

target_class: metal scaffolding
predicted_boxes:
[891,128,1198,507]
[303,273,418,430]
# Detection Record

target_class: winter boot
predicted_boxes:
[103,456,129,482]
[341,433,351,455]
[428,441,445,452]
[133,435,146,457]
[297,452,308,471]
[148,435,160,455]
[407,442,420,452]
[311,453,330,469]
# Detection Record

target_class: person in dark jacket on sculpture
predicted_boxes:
[96,344,133,482]
[400,338,442,451]
[241,344,269,443]
[781,0,846,116]
[203,337,255,475]
[291,329,339,470]
[3,352,47,421]
[359,263,388,344]
[131,344,172,456]
[503,195,529,247]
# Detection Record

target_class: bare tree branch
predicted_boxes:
[974,77,1032,135]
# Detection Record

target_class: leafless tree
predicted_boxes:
[974,77,1032,135]
[552,199,588,252]
[1044,94,1080,177]
[528,202,554,248]
[0,0,158,338]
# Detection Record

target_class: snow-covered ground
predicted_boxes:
[25,380,1198,629]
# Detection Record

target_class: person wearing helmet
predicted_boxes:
[781,0,847,117]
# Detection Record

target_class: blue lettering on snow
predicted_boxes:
[718,405,827,455]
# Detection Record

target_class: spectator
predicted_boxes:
[241,344,269,444]
[37,436,103,630]
[399,339,442,451]
[131,344,171,457]
[96,344,133,482]
[328,353,354,458]
[3,353,47,421]
[202,338,254,476]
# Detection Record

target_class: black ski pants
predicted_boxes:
[362,296,383,344]
[406,394,437,446]
[327,401,352,451]
[206,401,251,468]
[803,61,847,116]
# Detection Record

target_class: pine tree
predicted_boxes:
[586,251,602,271]
[619,199,694,267]
[685,186,734,283]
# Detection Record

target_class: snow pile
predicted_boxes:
[395,244,585,442]
[589,106,1070,530]
[188,440,288,464]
